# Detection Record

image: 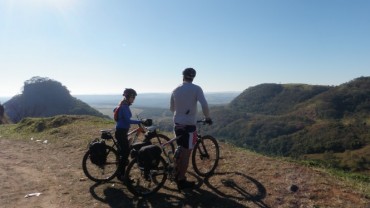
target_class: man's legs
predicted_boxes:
[175,146,192,181]
[174,125,197,190]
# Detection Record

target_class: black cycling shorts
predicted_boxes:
[174,124,197,149]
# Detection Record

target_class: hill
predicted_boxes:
[209,77,370,173]
[0,104,10,124]
[0,115,368,207]
[3,77,108,123]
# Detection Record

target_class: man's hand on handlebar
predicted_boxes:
[205,118,213,125]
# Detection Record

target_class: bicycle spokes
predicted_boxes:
[192,135,220,177]
[125,158,167,196]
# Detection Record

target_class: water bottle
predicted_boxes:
[167,150,177,180]
[174,146,181,160]
[168,150,174,163]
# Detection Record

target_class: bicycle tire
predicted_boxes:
[192,135,220,177]
[82,145,120,182]
[125,157,167,196]
[149,133,175,155]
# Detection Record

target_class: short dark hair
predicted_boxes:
[182,68,196,78]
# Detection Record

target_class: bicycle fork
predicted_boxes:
[197,139,210,160]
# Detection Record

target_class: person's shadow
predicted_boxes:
[89,171,269,208]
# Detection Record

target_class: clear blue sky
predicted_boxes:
[1,0,369,96]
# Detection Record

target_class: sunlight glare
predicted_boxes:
[8,0,77,11]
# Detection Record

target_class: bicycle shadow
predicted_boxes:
[136,171,269,208]
[89,181,134,207]
[89,180,188,208]
[88,171,269,208]
[203,171,270,208]
[134,173,248,208]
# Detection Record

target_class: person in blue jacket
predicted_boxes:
[114,88,141,181]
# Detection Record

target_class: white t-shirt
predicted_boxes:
[170,81,210,125]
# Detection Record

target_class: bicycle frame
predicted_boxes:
[127,125,146,145]
[158,120,207,180]
[83,120,174,184]
[100,123,147,151]
[124,119,219,196]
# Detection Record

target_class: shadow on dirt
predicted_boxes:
[89,181,134,207]
[204,171,270,208]
[88,171,269,208]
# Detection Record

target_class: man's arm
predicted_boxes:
[170,93,175,113]
[197,88,210,118]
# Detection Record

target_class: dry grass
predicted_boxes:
[0,116,369,208]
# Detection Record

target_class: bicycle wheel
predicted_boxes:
[192,135,220,177]
[125,157,167,196]
[82,145,120,182]
[149,133,175,155]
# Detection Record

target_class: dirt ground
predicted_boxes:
[0,137,369,208]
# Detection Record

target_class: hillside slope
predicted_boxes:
[209,77,370,173]
[0,115,369,207]
[0,104,10,124]
[3,77,108,123]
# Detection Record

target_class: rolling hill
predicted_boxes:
[208,76,370,173]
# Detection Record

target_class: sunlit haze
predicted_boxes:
[1,0,369,96]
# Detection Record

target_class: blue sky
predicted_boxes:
[0,0,369,97]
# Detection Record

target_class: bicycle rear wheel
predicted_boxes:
[125,157,167,196]
[82,145,119,182]
[192,135,220,177]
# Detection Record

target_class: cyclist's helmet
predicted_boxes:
[182,68,196,79]
[123,88,137,99]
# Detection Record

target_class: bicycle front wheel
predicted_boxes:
[82,145,119,182]
[125,157,167,196]
[192,135,220,177]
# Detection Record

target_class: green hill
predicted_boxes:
[209,76,370,173]
[229,83,331,115]
[3,77,109,123]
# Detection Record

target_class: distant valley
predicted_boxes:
[75,92,240,108]
[1,92,239,120]
[75,92,240,118]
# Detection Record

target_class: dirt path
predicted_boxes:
[0,138,369,208]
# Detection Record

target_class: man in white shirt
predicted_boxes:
[170,67,212,191]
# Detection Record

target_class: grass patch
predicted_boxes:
[295,158,370,197]
[0,115,115,142]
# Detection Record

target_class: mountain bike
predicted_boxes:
[124,119,220,196]
[82,120,175,183]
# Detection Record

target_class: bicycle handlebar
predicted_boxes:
[197,118,213,125]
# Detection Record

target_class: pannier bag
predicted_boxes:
[89,139,107,166]
[130,141,152,159]
[138,144,162,170]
